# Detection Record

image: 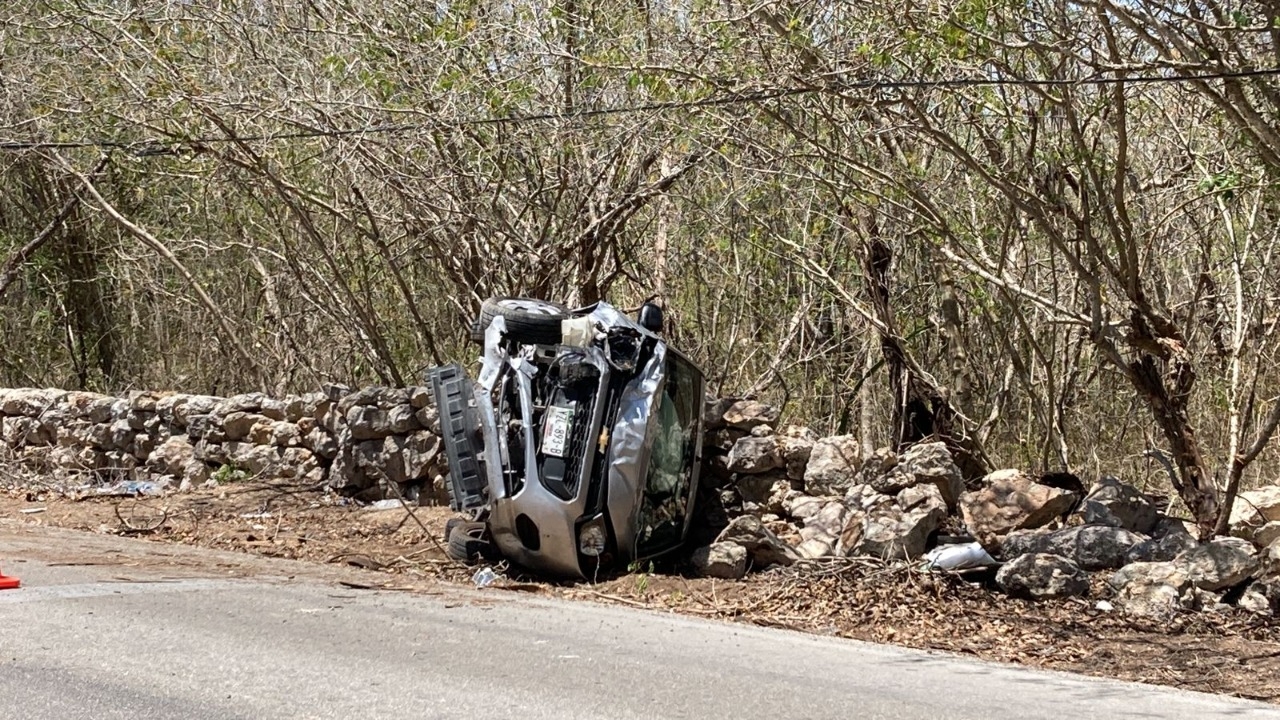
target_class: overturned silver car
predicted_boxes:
[428,298,705,579]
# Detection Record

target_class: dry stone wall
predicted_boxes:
[0,386,447,502]
[8,384,1280,618]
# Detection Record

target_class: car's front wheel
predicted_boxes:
[446,520,492,564]
[470,297,569,345]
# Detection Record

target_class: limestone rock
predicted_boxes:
[722,400,780,431]
[1083,476,1158,534]
[2,416,54,446]
[222,442,283,476]
[764,478,798,515]
[898,442,965,510]
[160,395,220,428]
[996,553,1089,599]
[960,470,1078,548]
[844,483,894,513]
[804,435,862,496]
[1,389,65,417]
[414,405,440,434]
[806,500,851,538]
[346,405,416,440]
[337,387,412,414]
[302,426,337,460]
[1229,486,1280,545]
[840,497,945,561]
[407,385,434,409]
[702,396,739,432]
[1110,561,1191,618]
[125,409,158,432]
[777,427,815,482]
[726,436,783,474]
[1001,525,1147,570]
[1125,530,1196,564]
[1238,578,1280,615]
[896,483,947,517]
[1252,521,1280,550]
[869,467,914,495]
[130,431,160,461]
[221,411,269,442]
[65,392,116,424]
[715,515,799,568]
[734,471,782,505]
[147,437,196,476]
[1262,538,1280,577]
[706,427,747,453]
[268,421,301,448]
[690,542,748,579]
[214,392,270,416]
[401,431,441,481]
[855,447,898,487]
[180,459,211,490]
[280,397,307,423]
[299,392,330,420]
[1176,537,1259,591]
[784,494,826,524]
[796,535,837,559]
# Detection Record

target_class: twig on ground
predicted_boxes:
[384,481,463,567]
[114,500,169,534]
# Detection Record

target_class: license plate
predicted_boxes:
[541,406,574,457]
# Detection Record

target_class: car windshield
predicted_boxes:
[634,353,701,557]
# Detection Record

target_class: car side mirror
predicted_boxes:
[638,302,664,333]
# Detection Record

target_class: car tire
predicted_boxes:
[470,297,569,345]
[445,517,464,538]
[447,521,491,564]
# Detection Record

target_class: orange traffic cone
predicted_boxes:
[0,566,19,590]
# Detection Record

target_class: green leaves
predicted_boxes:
[1198,170,1241,201]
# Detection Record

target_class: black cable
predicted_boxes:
[3,66,1277,155]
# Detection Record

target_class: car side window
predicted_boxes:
[635,358,699,556]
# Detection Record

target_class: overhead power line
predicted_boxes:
[3,67,1278,155]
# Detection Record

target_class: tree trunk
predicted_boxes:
[1125,308,1220,538]
[862,236,991,482]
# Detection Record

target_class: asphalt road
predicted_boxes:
[1,528,1278,720]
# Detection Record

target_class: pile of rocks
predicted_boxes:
[0,386,447,501]
[692,398,1280,619]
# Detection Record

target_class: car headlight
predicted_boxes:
[578,518,607,557]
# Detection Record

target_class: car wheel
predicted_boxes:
[445,517,464,538]
[470,297,569,345]
[447,521,491,564]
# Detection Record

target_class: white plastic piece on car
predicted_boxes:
[921,541,998,572]
[477,316,507,391]
[560,315,596,347]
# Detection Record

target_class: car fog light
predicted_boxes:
[578,521,607,556]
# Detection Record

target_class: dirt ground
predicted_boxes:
[4,480,1279,704]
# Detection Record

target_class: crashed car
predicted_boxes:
[428,297,705,579]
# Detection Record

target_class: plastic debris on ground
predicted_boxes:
[921,541,999,572]
[365,499,402,511]
[88,480,165,498]
[472,567,499,588]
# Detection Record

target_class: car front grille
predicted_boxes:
[561,388,597,495]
